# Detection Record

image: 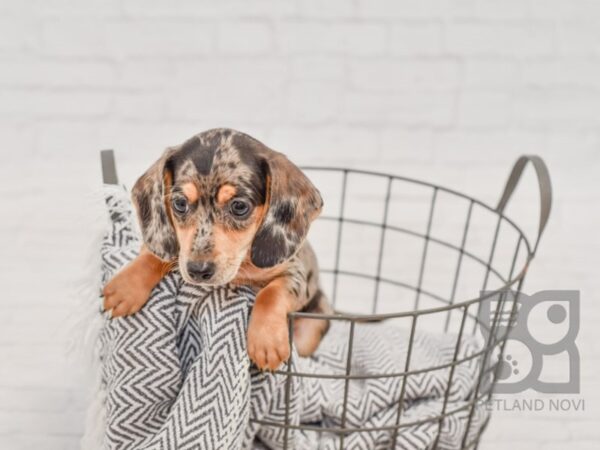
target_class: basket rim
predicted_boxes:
[298,166,534,320]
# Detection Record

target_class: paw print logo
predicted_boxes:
[497,354,519,380]
[479,290,580,394]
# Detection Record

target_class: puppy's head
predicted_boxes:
[132,128,323,285]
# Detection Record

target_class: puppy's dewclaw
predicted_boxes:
[105,128,332,366]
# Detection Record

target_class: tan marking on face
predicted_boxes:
[205,205,264,283]
[174,223,196,257]
[213,225,254,262]
[181,182,199,203]
[174,221,200,284]
[217,184,237,205]
[212,206,262,260]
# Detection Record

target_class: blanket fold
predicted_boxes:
[93,185,488,450]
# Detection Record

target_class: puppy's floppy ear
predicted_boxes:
[131,148,179,261]
[251,153,323,268]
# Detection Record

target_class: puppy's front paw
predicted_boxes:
[102,264,153,318]
[247,312,290,371]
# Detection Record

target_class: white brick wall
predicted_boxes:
[1,1,599,449]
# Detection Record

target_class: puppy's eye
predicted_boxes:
[172,196,189,214]
[230,199,250,218]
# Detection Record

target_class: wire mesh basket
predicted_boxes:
[101,150,551,449]
[253,155,551,449]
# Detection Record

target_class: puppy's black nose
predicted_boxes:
[187,261,215,281]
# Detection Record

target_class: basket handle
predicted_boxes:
[101,149,119,185]
[496,155,552,255]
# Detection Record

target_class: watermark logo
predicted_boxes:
[479,290,580,394]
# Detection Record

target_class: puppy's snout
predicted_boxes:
[187,261,216,282]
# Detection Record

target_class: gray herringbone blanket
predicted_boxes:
[95,186,488,449]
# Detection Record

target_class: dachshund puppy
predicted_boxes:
[103,128,332,370]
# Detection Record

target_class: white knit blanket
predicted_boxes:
[90,185,488,450]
